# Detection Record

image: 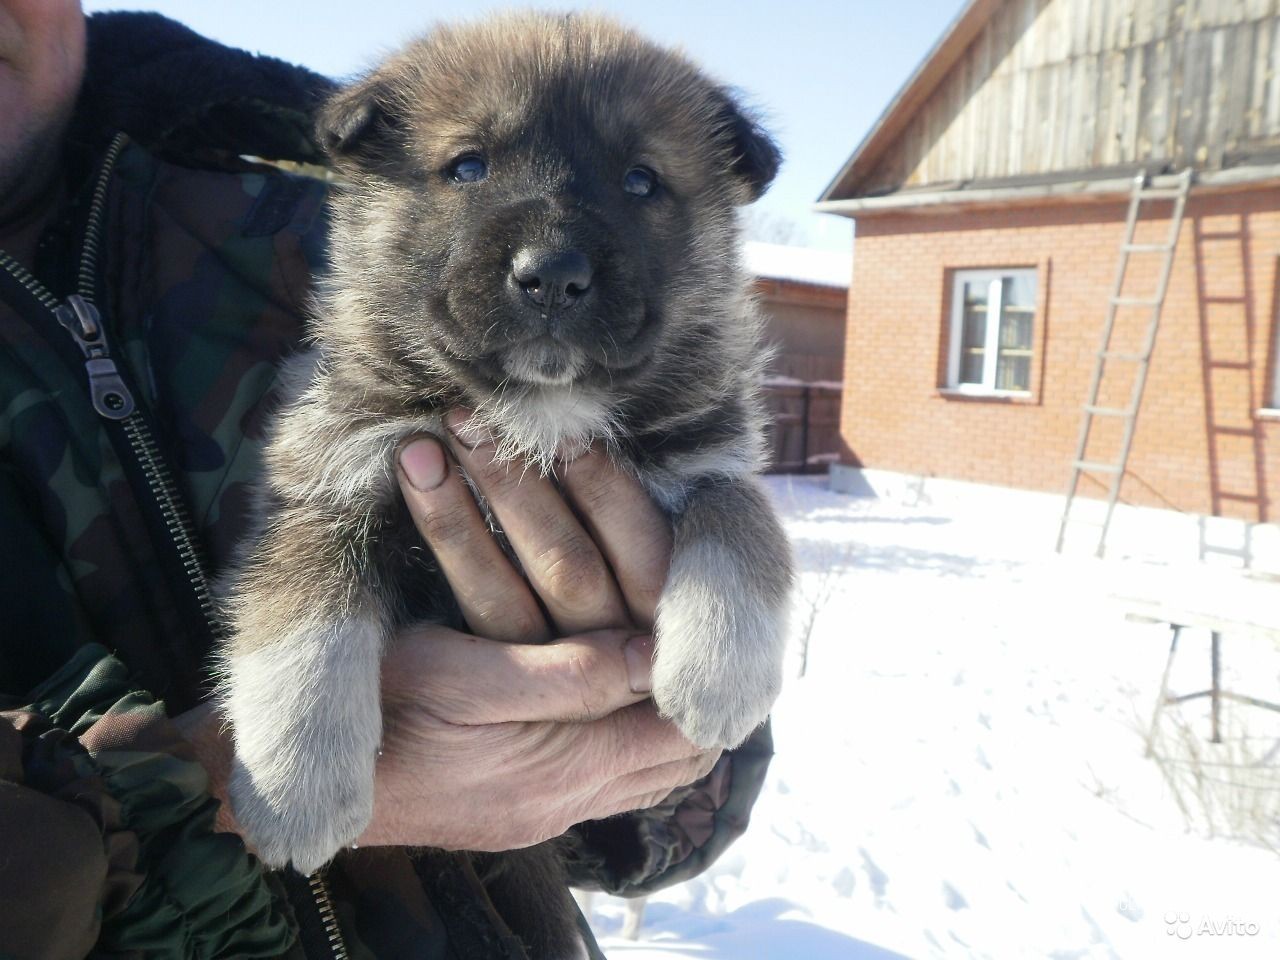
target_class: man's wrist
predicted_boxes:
[176,701,398,853]
[172,703,245,838]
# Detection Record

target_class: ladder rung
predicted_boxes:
[1064,517,1105,527]
[1201,544,1250,557]
[1206,359,1250,369]
[1138,187,1186,200]
[1217,491,1262,502]
[1209,425,1254,437]
[1103,351,1148,362]
[1111,297,1162,307]
[1122,243,1173,253]
[1084,405,1132,417]
[1074,460,1123,474]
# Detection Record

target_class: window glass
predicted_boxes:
[959,279,988,385]
[995,275,1034,391]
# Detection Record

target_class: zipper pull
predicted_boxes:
[53,294,136,420]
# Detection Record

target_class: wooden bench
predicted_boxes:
[1115,571,1280,748]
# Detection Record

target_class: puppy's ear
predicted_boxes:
[712,89,782,204]
[316,75,402,167]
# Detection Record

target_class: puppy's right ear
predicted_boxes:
[316,76,402,167]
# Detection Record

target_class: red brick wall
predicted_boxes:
[840,189,1280,520]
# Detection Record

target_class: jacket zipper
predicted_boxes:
[307,868,352,960]
[0,133,223,640]
[0,133,350,960]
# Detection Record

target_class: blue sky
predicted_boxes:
[84,0,968,250]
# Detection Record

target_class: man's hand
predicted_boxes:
[361,626,716,851]
[396,410,674,637]
[182,414,716,853]
[369,415,708,850]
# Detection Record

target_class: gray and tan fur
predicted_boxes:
[222,12,793,957]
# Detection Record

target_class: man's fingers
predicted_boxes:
[397,436,550,643]
[596,699,709,772]
[558,447,673,628]
[586,750,723,822]
[389,626,701,772]
[387,627,657,725]
[444,411,630,635]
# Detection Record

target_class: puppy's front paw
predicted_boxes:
[650,543,786,749]
[229,749,375,874]
[223,623,384,873]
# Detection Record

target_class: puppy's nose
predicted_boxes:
[512,249,593,311]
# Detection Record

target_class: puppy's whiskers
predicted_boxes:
[603,329,621,361]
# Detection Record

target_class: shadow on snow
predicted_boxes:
[599,898,911,960]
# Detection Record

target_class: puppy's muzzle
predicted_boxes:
[510,248,593,315]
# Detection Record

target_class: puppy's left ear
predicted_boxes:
[713,89,782,204]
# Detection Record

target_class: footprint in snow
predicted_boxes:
[859,848,889,902]
[943,882,969,910]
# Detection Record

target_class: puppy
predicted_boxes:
[222,11,793,956]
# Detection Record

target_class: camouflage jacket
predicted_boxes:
[0,13,772,960]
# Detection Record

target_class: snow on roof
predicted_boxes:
[743,242,850,289]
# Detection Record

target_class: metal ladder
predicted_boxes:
[1055,168,1193,556]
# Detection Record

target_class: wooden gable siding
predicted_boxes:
[859,0,1280,197]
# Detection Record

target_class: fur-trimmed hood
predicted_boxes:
[75,12,336,166]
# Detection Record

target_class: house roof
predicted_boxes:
[743,242,850,289]
[819,0,1002,203]
[820,0,1280,212]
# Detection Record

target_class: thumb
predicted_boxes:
[386,626,654,724]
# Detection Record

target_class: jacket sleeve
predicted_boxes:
[562,720,773,896]
[0,645,295,960]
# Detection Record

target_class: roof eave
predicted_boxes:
[818,0,1001,203]
[813,164,1280,218]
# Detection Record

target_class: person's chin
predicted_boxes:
[0,74,32,158]
[0,89,69,223]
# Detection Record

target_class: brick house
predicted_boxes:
[817,0,1280,539]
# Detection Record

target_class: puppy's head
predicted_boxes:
[316,12,778,423]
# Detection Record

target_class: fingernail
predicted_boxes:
[399,437,447,491]
[624,634,654,694]
[445,409,493,449]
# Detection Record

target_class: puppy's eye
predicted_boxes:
[623,166,658,197]
[448,154,488,183]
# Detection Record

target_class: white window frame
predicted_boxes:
[946,268,1036,397]
[1270,307,1280,411]
[1265,261,1280,415]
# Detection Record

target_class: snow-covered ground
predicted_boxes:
[585,474,1280,959]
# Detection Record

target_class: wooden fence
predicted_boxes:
[761,379,843,474]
